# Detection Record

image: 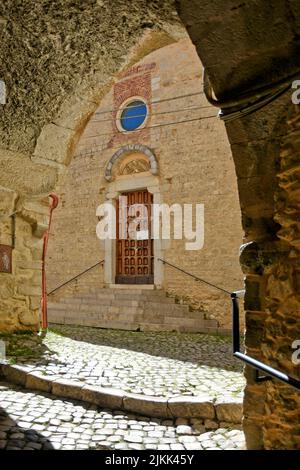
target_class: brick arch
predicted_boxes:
[104,144,158,181]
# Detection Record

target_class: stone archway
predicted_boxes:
[0,3,186,332]
[102,145,162,286]
[1,0,300,451]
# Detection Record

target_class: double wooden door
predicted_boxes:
[116,190,154,284]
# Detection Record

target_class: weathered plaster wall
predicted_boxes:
[0,0,184,332]
[46,38,243,329]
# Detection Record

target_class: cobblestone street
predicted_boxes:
[0,326,247,450]
[0,382,245,450]
[13,325,245,401]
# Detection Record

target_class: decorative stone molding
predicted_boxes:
[104,144,158,181]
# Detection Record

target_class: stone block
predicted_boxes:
[34,123,73,165]
[215,402,243,423]
[18,308,39,327]
[204,419,219,430]
[219,421,243,430]
[81,385,123,409]
[168,395,215,419]
[1,364,27,386]
[123,393,171,418]
[25,372,53,393]
[52,378,84,401]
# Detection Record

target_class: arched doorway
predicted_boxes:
[103,145,164,287]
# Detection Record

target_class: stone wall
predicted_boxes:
[176,0,300,450]
[0,190,49,331]
[237,98,300,450]
[46,38,243,329]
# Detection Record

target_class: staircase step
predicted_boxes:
[49,310,210,327]
[48,311,219,334]
[48,284,219,334]
[143,302,189,313]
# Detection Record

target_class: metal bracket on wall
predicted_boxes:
[231,290,300,391]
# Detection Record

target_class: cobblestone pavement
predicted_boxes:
[12,325,245,401]
[0,382,245,450]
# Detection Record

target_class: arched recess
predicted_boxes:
[0,15,186,332]
[104,144,158,181]
[31,30,184,190]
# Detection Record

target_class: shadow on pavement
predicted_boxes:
[0,403,54,450]
[48,323,243,371]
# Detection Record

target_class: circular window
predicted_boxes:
[119,99,148,131]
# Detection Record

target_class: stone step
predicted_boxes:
[143,302,189,313]
[49,314,213,333]
[48,309,209,328]
[48,306,210,327]
[48,300,204,318]
[49,303,205,318]
[48,285,219,334]
[48,306,192,321]
[85,288,164,296]
[62,295,116,303]
[48,302,193,319]
[114,293,173,302]
[58,296,175,306]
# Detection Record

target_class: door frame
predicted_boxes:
[103,173,165,288]
[115,189,154,285]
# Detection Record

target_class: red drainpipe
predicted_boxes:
[41,193,59,331]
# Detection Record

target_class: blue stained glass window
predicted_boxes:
[120,100,147,131]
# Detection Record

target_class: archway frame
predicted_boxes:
[103,172,165,288]
[104,144,158,181]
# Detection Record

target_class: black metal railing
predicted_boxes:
[231,290,300,390]
[158,257,300,391]
[157,258,231,295]
[47,260,104,296]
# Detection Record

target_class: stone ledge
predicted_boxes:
[25,371,53,393]
[52,378,84,401]
[124,393,172,418]
[215,401,243,424]
[0,363,242,426]
[82,384,123,409]
[167,395,215,419]
[0,363,27,386]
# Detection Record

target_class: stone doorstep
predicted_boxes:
[0,363,242,426]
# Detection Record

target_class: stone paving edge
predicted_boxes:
[0,363,242,426]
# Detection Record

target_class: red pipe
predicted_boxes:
[41,193,59,331]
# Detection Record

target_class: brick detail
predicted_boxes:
[108,64,155,148]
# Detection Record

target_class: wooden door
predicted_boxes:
[116,190,154,284]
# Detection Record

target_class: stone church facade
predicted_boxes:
[46,38,243,333]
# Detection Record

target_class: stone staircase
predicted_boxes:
[48,287,219,333]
